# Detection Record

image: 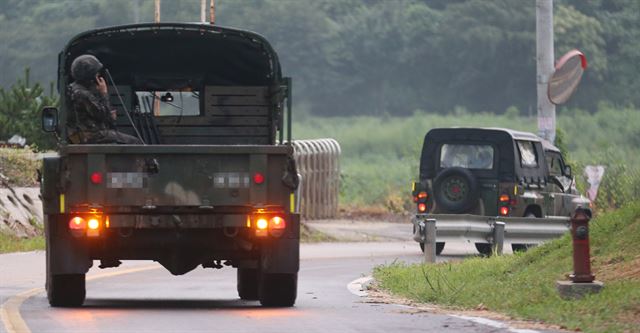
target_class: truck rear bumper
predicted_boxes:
[47,213,300,276]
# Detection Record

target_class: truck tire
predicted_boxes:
[433,167,479,213]
[259,273,297,307]
[475,243,492,256]
[47,273,86,307]
[237,268,259,300]
[419,242,445,255]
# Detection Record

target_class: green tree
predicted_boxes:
[0,68,59,150]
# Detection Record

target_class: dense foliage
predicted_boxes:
[0,69,58,150]
[0,0,638,116]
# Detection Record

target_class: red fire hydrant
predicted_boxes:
[570,207,594,283]
[557,207,603,299]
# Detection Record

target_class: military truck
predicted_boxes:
[40,23,300,307]
[411,127,589,255]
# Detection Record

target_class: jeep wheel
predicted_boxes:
[259,273,297,307]
[237,268,259,300]
[47,273,86,307]
[475,243,492,256]
[433,167,479,213]
[419,242,445,255]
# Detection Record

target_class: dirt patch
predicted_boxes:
[364,284,568,332]
[595,255,640,282]
[339,206,408,223]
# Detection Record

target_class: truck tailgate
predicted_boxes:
[60,144,293,209]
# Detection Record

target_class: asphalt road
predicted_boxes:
[1,223,552,333]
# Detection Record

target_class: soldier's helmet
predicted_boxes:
[70,54,103,82]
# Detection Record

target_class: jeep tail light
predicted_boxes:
[499,194,510,203]
[499,206,509,216]
[418,203,427,213]
[417,191,428,200]
[90,172,103,184]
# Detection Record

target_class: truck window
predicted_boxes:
[517,141,538,167]
[546,152,564,176]
[440,144,494,169]
[136,91,200,116]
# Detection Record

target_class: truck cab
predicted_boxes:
[41,23,299,307]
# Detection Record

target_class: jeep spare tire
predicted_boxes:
[433,167,479,213]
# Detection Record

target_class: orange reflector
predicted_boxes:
[499,194,510,202]
[417,191,428,200]
[418,203,427,213]
[256,218,268,230]
[68,216,86,230]
[88,218,100,230]
[499,206,509,216]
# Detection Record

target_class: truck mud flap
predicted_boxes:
[260,214,300,274]
[46,215,92,275]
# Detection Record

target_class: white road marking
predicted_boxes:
[347,276,373,297]
[450,315,541,333]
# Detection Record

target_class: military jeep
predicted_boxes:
[40,23,299,307]
[411,127,589,255]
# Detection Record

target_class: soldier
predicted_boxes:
[67,54,142,144]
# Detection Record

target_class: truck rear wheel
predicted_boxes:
[237,268,259,300]
[47,273,86,307]
[259,273,297,307]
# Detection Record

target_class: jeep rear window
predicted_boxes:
[517,141,538,167]
[440,144,494,169]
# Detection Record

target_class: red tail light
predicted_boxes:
[253,172,265,184]
[69,216,86,230]
[90,172,103,184]
[499,206,509,216]
[418,203,427,213]
[499,194,510,203]
[417,191,428,200]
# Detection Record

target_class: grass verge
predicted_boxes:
[0,232,45,254]
[373,202,640,333]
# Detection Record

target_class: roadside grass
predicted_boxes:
[0,232,44,253]
[373,202,640,333]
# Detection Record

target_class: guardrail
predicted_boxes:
[292,139,341,220]
[413,214,571,261]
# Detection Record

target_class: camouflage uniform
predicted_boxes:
[67,55,141,144]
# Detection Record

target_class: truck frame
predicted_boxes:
[41,23,299,307]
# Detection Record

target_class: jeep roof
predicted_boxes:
[419,127,548,183]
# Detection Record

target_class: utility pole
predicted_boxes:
[201,0,207,23]
[154,0,161,23]
[536,0,556,142]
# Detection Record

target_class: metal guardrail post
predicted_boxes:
[492,221,505,255]
[423,218,437,263]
